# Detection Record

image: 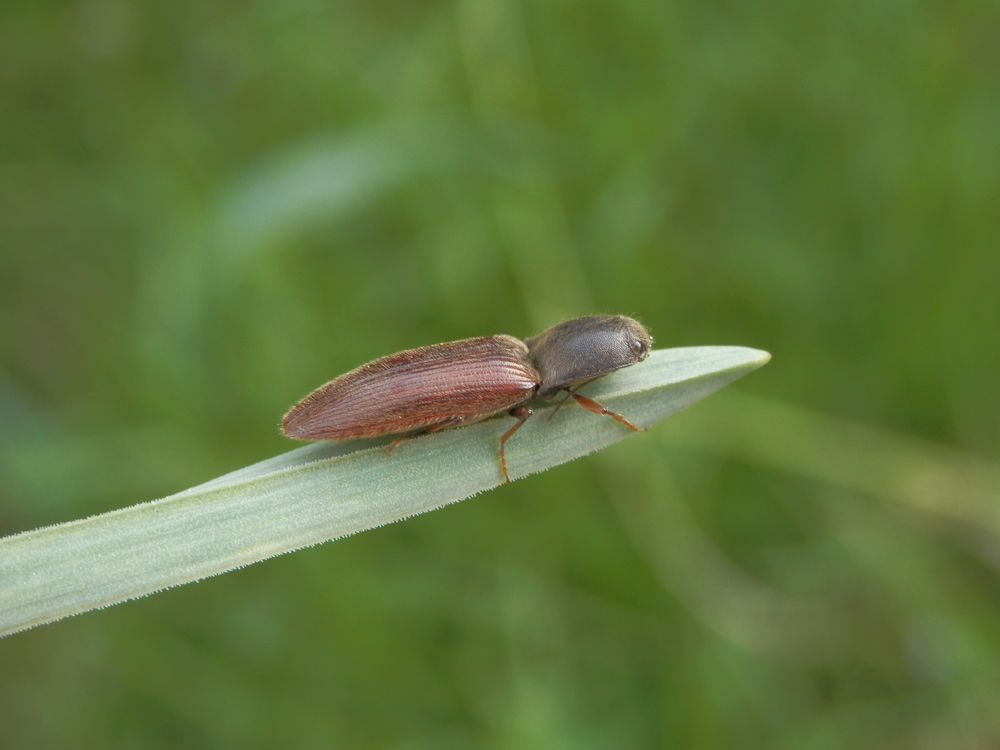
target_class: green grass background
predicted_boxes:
[2,1,999,747]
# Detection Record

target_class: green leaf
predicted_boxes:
[0,346,769,637]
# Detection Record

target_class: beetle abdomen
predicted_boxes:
[282,335,540,440]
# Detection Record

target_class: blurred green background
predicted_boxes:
[2,0,999,747]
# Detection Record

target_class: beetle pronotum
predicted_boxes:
[281,315,652,482]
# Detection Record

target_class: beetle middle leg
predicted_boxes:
[571,394,643,432]
[498,406,533,483]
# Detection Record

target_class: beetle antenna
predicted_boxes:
[546,390,574,422]
[546,377,599,422]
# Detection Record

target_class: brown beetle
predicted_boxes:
[281,315,652,482]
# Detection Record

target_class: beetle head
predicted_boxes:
[525,315,652,398]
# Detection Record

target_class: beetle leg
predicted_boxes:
[545,377,599,422]
[385,435,408,456]
[499,406,533,483]
[571,394,643,432]
[385,417,463,456]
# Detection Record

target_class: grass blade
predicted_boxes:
[0,346,769,637]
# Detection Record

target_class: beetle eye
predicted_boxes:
[630,339,647,358]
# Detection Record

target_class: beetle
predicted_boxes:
[281,314,653,482]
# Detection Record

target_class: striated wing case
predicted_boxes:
[282,335,540,440]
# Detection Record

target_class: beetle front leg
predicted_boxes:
[545,377,599,422]
[571,394,643,432]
